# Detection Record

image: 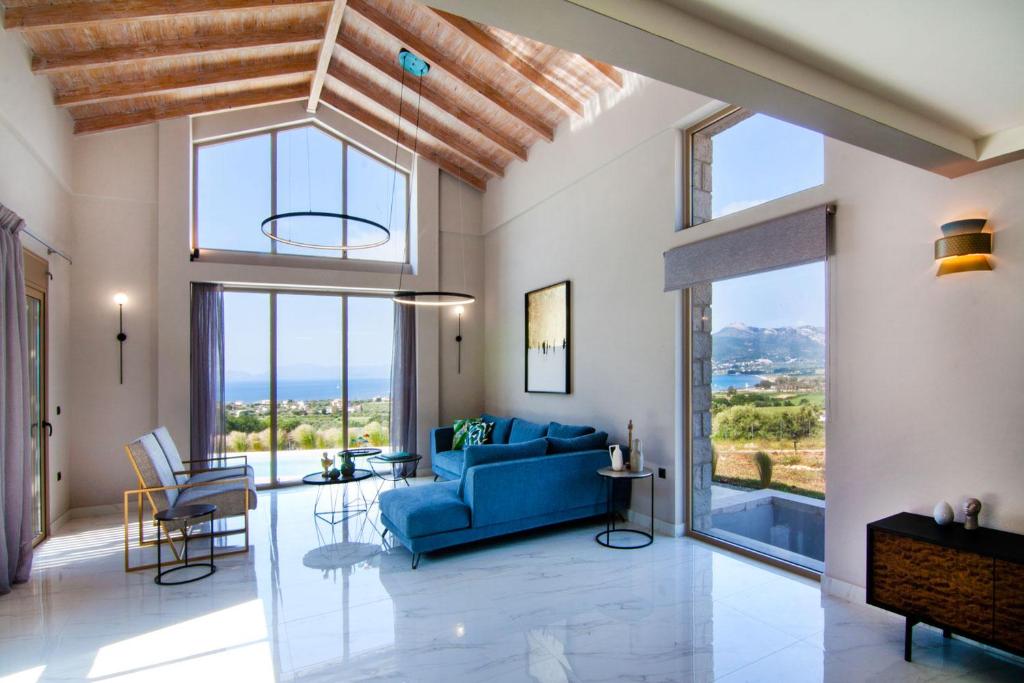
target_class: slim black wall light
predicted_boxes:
[455,305,465,374]
[114,292,127,384]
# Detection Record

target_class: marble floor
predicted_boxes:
[2,482,1022,682]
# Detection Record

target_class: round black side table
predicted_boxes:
[595,467,655,549]
[302,470,373,524]
[154,503,217,585]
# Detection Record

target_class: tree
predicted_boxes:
[778,405,821,453]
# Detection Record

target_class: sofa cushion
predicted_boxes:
[508,418,548,443]
[176,478,258,518]
[453,418,492,450]
[547,431,609,454]
[458,438,548,496]
[432,449,465,478]
[547,422,596,439]
[380,481,471,538]
[481,413,513,444]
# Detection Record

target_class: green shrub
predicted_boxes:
[753,451,773,488]
[291,424,317,449]
[227,431,249,453]
[711,443,719,479]
[249,429,270,452]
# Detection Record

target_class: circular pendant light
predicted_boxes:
[260,212,390,251]
[393,291,475,307]
[391,48,476,310]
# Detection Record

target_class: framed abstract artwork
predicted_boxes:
[525,280,571,393]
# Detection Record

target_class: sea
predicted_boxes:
[711,373,764,392]
[226,378,390,403]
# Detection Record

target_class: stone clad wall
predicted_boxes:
[690,283,713,531]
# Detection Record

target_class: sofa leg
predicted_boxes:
[381,528,388,542]
[411,553,421,570]
[433,474,439,482]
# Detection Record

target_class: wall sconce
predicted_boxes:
[454,305,465,374]
[113,292,128,384]
[935,218,992,276]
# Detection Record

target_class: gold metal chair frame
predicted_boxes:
[123,447,252,573]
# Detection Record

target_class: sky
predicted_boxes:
[709,113,825,332]
[223,291,394,381]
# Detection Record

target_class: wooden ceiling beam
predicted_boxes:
[431,9,583,117]
[337,36,528,162]
[54,55,315,107]
[321,89,487,191]
[307,0,348,113]
[5,0,330,32]
[347,0,554,142]
[585,57,624,89]
[72,83,309,135]
[327,60,503,177]
[31,28,322,74]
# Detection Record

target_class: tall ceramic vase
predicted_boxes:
[630,438,644,471]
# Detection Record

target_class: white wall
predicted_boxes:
[483,77,713,528]
[66,107,484,507]
[0,27,74,524]
[482,74,1024,588]
[70,124,159,508]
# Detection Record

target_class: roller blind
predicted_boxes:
[664,204,833,291]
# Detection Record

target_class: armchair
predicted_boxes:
[123,430,257,572]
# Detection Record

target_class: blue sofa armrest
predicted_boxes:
[463,449,610,528]
[431,426,455,458]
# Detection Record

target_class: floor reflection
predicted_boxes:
[2,481,1021,682]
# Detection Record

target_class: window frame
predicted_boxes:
[217,286,395,489]
[681,104,746,230]
[192,121,411,265]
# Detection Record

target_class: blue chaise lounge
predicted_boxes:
[380,416,613,567]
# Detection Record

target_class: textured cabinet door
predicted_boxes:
[871,530,958,622]
[956,550,994,638]
[994,560,1024,653]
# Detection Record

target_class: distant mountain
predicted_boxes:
[712,323,825,364]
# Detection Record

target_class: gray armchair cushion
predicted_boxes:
[127,433,179,508]
[176,479,258,518]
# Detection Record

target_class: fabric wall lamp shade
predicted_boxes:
[935,219,992,276]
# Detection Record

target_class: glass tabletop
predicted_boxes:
[596,467,653,479]
[339,448,382,458]
[302,469,373,485]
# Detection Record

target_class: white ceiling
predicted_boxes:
[664,0,1024,138]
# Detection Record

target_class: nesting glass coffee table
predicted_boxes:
[302,469,373,525]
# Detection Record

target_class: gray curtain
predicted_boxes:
[0,204,33,594]
[190,283,226,468]
[389,303,417,476]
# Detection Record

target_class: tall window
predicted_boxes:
[686,108,823,227]
[221,290,394,486]
[691,262,826,573]
[195,124,409,262]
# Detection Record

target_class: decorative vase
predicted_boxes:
[609,444,624,471]
[963,498,982,530]
[328,467,341,481]
[630,438,644,472]
[339,451,355,477]
[933,501,954,526]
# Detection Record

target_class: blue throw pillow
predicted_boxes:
[458,438,548,496]
[508,418,548,443]
[548,422,596,439]
[481,413,513,444]
[547,431,609,454]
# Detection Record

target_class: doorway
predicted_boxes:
[24,249,49,546]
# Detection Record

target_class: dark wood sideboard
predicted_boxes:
[867,512,1024,662]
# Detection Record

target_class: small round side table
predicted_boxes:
[595,467,654,549]
[154,503,217,585]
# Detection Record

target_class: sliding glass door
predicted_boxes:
[26,288,47,545]
[689,261,826,573]
[221,289,393,487]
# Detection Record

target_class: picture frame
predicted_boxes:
[525,280,571,393]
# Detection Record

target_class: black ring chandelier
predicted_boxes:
[260,211,390,251]
[393,291,476,307]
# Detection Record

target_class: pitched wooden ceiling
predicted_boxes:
[2,0,623,190]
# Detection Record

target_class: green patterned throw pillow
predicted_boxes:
[453,418,492,450]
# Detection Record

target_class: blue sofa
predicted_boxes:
[431,415,595,481]
[380,416,613,568]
